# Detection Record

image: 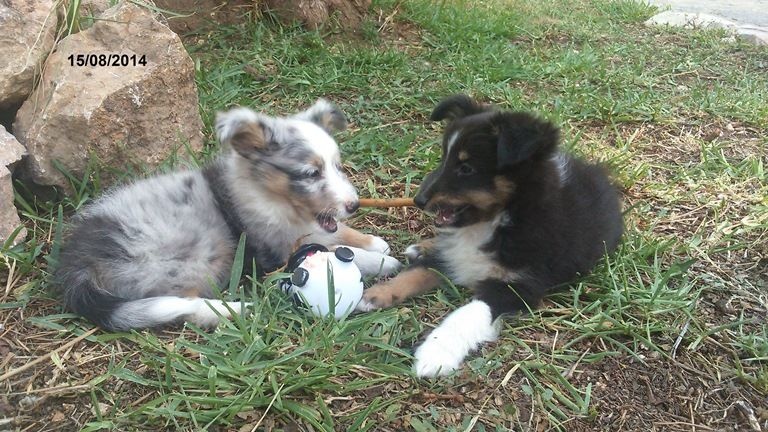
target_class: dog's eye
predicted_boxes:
[457,163,476,176]
[305,169,321,179]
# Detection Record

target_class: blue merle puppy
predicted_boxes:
[55,99,401,331]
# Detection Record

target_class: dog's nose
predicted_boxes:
[345,200,360,214]
[414,194,427,209]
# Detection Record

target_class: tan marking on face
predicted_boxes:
[309,154,324,171]
[230,121,266,154]
[263,168,290,197]
[426,192,466,209]
[360,267,441,308]
[427,177,515,213]
[494,176,516,196]
[428,190,497,211]
[464,190,501,210]
[300,155,340,216]
[458,150,469,161]
[261,168,312,222]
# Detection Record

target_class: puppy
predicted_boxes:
[55,99,402,331]
[357,95,623,377]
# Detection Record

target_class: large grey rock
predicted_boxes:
[13,1,204,191]
[736,26,768,45]
[646,11,739,30]
[645,6,768,46]
[1,126,27,246]
[647,0,768,28]
[0,0,58,110]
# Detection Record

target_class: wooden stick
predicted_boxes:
[359,198,415,208]
[0,327,98,382]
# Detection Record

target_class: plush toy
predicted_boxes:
[280,244,364,320]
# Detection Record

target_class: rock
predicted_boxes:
[0,0,58,110]
[736,26,768,45]
[646,11,768,46]
[1,126,27,246]
[646,11,738,29]
[13,1,204,192]
[78,0,112,18]
[645,0,768,29]
[66,0,113,32]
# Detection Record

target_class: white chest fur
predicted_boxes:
[436,214,518,288]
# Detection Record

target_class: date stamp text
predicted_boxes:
[67,54,147,67]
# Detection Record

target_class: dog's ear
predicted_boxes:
[430,94,487,122]
[215,108,275,157]
[493,112,560,169]
[292,98,347,133]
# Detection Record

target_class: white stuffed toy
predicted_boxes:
[281,244,364,320]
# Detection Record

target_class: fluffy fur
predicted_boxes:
[357,94,623,377]
[55,99,401,331]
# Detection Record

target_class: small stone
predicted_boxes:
[18,395,40,409]
[93,402,111,416]
[715,298,736,315]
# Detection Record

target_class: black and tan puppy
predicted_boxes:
[357,95,623,377]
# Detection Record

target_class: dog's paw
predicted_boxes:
[355,296,379,313]
[355,282,398,312]
[404,244,423,261]
[346,247,403,277]
[413,335,463,378]
[379,255,403,276]
[365,235,392,255]
[412,300,500,378]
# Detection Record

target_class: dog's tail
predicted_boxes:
[63,277,246,331]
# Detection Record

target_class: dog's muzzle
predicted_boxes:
[316,209,339,233]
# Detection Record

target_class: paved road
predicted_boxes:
[647,0,768,27]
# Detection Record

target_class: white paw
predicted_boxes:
[355,297,378,313]
[412,300,500,378]
[404,244,422,261]
[345,246,403,277]
[376,254,403,276]
[413,335,463,377]
[366,235,391,255]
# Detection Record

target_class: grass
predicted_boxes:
[2,0,767,430]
